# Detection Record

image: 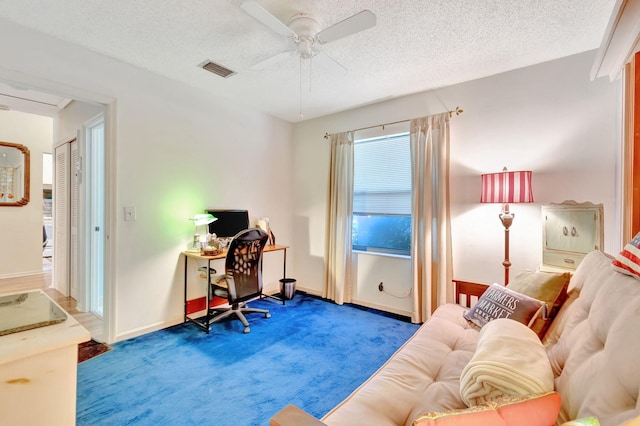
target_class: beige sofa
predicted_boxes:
[271,250,640,426]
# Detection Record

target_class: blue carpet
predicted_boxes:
[77,293,420,425]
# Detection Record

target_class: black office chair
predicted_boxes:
[42,225,48,251]
[207,228,271,333]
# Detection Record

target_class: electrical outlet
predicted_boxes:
[378,282,384,292]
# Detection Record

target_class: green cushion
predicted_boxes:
[508,270,570,337]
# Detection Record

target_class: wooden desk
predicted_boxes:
[182,244,289,333]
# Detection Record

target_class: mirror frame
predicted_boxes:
[0,141,30,207]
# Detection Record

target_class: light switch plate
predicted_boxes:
[124,206,136,221]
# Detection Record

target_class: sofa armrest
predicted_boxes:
[454,279,489,308]
[270,404,327,426]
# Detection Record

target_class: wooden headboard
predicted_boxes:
[453,280,489,308]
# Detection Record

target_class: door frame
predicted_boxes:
[623,52,640,244]
[0,67,118,343]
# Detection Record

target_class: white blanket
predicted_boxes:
[460,318,554,406]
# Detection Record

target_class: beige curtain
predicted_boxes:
[324,131,354,305]
[410,113,453,323]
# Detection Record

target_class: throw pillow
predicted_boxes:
[412,392,561,426]
[611,231,640,280]
[623,415,640,426]
[507,269,570,337]
[560,417,601,426]
[412,404,505,426]
[463,283,546,328]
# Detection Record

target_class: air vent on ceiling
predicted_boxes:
[199,60,236,78]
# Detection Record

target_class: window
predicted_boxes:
[353,132,411,255]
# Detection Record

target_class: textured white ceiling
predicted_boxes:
[0,0,616,122]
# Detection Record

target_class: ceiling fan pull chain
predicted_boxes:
[299,56,304,119]
[309,57,313,93]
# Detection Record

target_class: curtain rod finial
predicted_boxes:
[449,106,464,118]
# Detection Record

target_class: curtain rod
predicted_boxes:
[323,106,463,140]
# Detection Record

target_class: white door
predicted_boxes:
[70,140,80,300]
[85,116,104,316]
[53,143,70,296]
[53,139,79,299]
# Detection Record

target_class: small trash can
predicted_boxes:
[279,278,297,300]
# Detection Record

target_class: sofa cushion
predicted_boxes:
[460,318,554,406]
[546,251,640,425]
[321,304,479,426]
[507,269,570,337]
[463,284,545,329]
[412,391,561,426]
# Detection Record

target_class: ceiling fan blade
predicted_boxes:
[315,10,376,44]
[313,52,348,75]
[250,50,294,71]
[240,1,297,38]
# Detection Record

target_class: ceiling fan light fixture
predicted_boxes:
[298,38,315,59]
[240,2,376,72]
[240,1,376,119]
[288,13,320,39]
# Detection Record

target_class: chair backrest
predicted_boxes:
[224,228,269,304]
[42,225,48,250]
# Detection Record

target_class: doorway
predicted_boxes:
[0,72,115,343]
[54,112,105,323]
[43,152,53,268]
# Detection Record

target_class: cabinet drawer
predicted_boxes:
[543,251,585,270]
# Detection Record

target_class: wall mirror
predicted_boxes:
[0,141,30,206]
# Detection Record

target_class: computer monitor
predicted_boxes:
[205,209,250,238]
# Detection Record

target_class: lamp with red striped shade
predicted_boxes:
[480,168,534,284]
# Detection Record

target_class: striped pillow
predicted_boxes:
[611,232,640,280]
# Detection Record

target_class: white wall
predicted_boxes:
[291,51,619,315]
[0,19,294,341]
[55,100,104,145]
[0,111,52,278]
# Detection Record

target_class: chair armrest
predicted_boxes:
[270,404,327,426]
[454,280,489,308]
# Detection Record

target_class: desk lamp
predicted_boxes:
[480,167,534,284]
[189,213,217,252]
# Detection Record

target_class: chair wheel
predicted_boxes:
[265,312,271,319]
[244,326,250,334]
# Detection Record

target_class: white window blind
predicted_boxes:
[353,133,411,215]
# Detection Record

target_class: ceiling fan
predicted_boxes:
[240,1,377,74]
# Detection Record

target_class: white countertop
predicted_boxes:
[0,290,91,366]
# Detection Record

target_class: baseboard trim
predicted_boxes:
[295,286,322,297]
[350,298,412,318]
[115,318,183,342]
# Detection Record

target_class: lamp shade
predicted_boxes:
[191,213,217,226]
[480,170,533,204]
